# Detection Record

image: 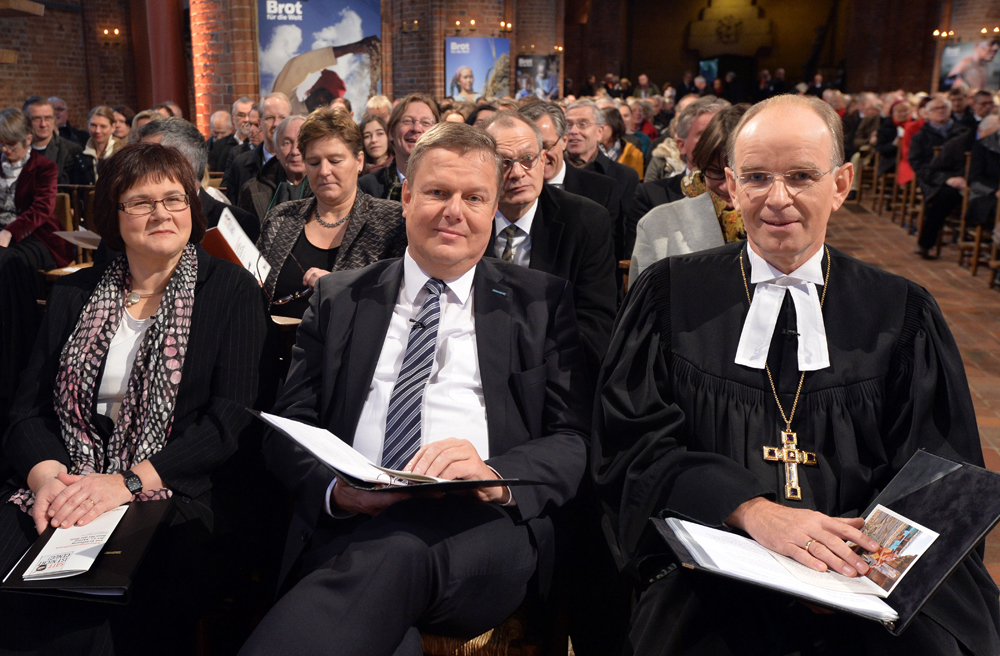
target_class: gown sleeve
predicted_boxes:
[591,260,772,567]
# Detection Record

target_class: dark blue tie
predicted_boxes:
[381,278,446,471]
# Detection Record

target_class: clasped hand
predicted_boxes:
[32,471,132,535]
[331,438,508,516]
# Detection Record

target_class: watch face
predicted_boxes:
[124,472,142,494]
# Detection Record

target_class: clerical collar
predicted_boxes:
[549,160,567,186]
[495,199,538,237]
[735,246,830,372]
[402,249,474,306]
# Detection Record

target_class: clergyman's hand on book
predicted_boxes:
[726,497,879,577]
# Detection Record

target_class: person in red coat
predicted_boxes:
[0,108,72,270]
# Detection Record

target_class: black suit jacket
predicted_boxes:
[357,161,401,201]
[582,152,639,261]
[2,247,269,531]
[199,189,261,243]
[561,163,621,230]
[209,134,242,173]
[628,173,685,255]
[264,257,591,588]
[223,143,266,205]
[487,185,617,378]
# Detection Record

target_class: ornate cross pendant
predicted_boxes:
[762,430,818,501]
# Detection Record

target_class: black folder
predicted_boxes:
[653,450,1000,635]
[1,499,173,604]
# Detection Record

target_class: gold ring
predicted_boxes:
[804,539,816,553]
[87,498,96,506]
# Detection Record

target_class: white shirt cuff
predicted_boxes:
[325,477,358,519]
[488,466,516,507]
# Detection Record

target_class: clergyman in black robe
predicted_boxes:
[592,95,1000,655]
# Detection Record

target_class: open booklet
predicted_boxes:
[201,208,271,284]
[14,506,129,581]
[253,411,539,492]
[54,229,102,250]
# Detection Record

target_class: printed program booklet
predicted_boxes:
[17,506,129,581]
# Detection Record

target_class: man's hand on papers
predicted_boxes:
[726,497,879,578]
[330,480,416,516]
[45,472,133,531]
[404,438,511,505]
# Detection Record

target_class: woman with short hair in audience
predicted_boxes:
[112,105,136,142]
[360,113,393,175]
[600,106,645,180]
[0,107,73,270]
[129,109,159,143]
[875,99,915,178]
[82,105,124,181]
[0,142,268,654]
[256,107,406,319]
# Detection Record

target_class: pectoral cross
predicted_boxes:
[763,430,817,501]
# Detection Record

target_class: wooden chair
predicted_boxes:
[619,260,630,295]
[874,149,900,217]
[857,148,877,203]
[984,186,1000,288]
[208,173,224,189]
[933,150,972,258]
[955,153,986,274]
[422,615,527,656]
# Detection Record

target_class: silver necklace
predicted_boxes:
[314,207,349,229]
[125,288,166,307]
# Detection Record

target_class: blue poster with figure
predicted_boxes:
[444,37,511,100]
[257,0,382,121]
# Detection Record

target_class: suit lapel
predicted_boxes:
[473,260,512,458]
[528,188,563,276]
[339,260,402,444]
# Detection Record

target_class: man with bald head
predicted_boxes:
[593,94,999,655]
[223,92,291,204]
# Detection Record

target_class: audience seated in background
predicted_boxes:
[950,87,977,130]
[239,121,591,656]
[874,99,914,178]
[22,96,85,185]
[967,115,1000,229]
[630,103,749,280]
[600,106,645,181]
[49,96,89,147]
[644,93,716,183]
[360,113,393,175]
[972,89,998,123]
[224,93,290,205]
[0,107,73,270]
[0,142,268,654]
[0,249,40,441]
[112,105,135,143]
[358,94,439,201]
[239,115,313,226]
[209,96,254,173]
[82,105,124,182]
[256,107,406,318]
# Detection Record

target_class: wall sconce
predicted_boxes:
[402,20,419,33]
[469,19,476,31]
[455,20,461,33]
[100,27,121,44]
[500,21,512,33]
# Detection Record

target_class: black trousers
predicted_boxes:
[918,187,964,251]
[623,566,972,656]
[239,496,538,656]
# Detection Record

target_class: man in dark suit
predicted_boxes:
[240,122,590,656]
[358,93,439,201]
[23,97,86,185]
[223,94,290,205]
[519,101,621,232]
[564,99,639,265]
[208,96,255,173]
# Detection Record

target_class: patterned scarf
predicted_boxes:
[0,153,28,226]
[8,244,198,511]
[682,170,746,244]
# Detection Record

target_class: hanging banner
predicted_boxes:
[257,0,382,121]
[514,55,560,100]
[939,39,1000,91]
[445,37,511,100]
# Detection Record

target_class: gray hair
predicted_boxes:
[210,110,232,131]
[137,117,209,180]
[928,93,953,114]
[727,95,845,170]
[519,101,567,139]
[407,122,504,200]
[275,115,306,149]
[676,95,731,140]
[0,108,31,145]
[480,110,544,151]
[232,96,254,115]
[979,114,1000,139]
[565,98,606,126]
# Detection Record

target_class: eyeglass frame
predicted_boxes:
[500,151,544,174]
[117,194,191,216]
[727,165,841,197]
[259,250,313,308]
[397,117,436,130]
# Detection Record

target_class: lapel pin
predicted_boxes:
[491,289,507,296]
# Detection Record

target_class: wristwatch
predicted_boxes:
[122,469,143,495]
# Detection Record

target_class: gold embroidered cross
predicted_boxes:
[763,430,817,501]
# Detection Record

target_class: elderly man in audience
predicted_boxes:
[138,117,259,240]
[358,93,440,201]
[22,96,84,185]
[209,96,255,173]
[224,93,290,205]
[843,92,882,200]
[207,110,234,149]
[238,115,313,226]
[239,121,590,656]
[256,108,405,319]
[909,94,975,258]
[594,93,1000,656]
[49,96,89,147]
[967,115,1000,233]
[0,107,73,271]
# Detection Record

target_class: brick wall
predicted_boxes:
[844,0,941,92]
[563,0,626,97]
[0,0,136,123]
[949,0,1000,41]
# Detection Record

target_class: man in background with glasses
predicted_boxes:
[359,93,440,202]
[22,96,85,185]
[593,94,998,654]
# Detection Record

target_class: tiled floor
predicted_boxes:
[825,200,1000,584]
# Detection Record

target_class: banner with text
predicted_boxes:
[444,37,511,100]
[514,55,560,100]
[257,0,381,121]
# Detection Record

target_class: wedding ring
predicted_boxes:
[804,539,816,553]
[87,498,96,506]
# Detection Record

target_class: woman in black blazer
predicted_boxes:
[0,143,268,655]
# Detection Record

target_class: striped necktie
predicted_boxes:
[500,224,521,263]
[381,278,446,471]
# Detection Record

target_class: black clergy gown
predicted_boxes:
[593,241,1000,655]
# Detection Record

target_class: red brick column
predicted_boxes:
[190,0,258,135]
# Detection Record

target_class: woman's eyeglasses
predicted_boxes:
[118,195,190,215]
[259,251,313,308]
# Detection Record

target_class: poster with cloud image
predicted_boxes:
[939,38,1000,91]
[257,0,381,121]
[444,37,511,100]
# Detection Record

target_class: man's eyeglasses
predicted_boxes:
[398,117,436,130]
[501,153,543,173]
[732,166,838,197]
[118,195,190,215]
[565,120,594,131]
[30,116,55,124]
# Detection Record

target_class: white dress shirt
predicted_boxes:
[494,200,538,268]
[549,160,567,187]
[735,246,830,371]
[96,311,154,422]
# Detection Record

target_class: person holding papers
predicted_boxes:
[0,142,268,654]
[256,107,406,318]
[592,95,1000,655]
[239,122,591,656]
